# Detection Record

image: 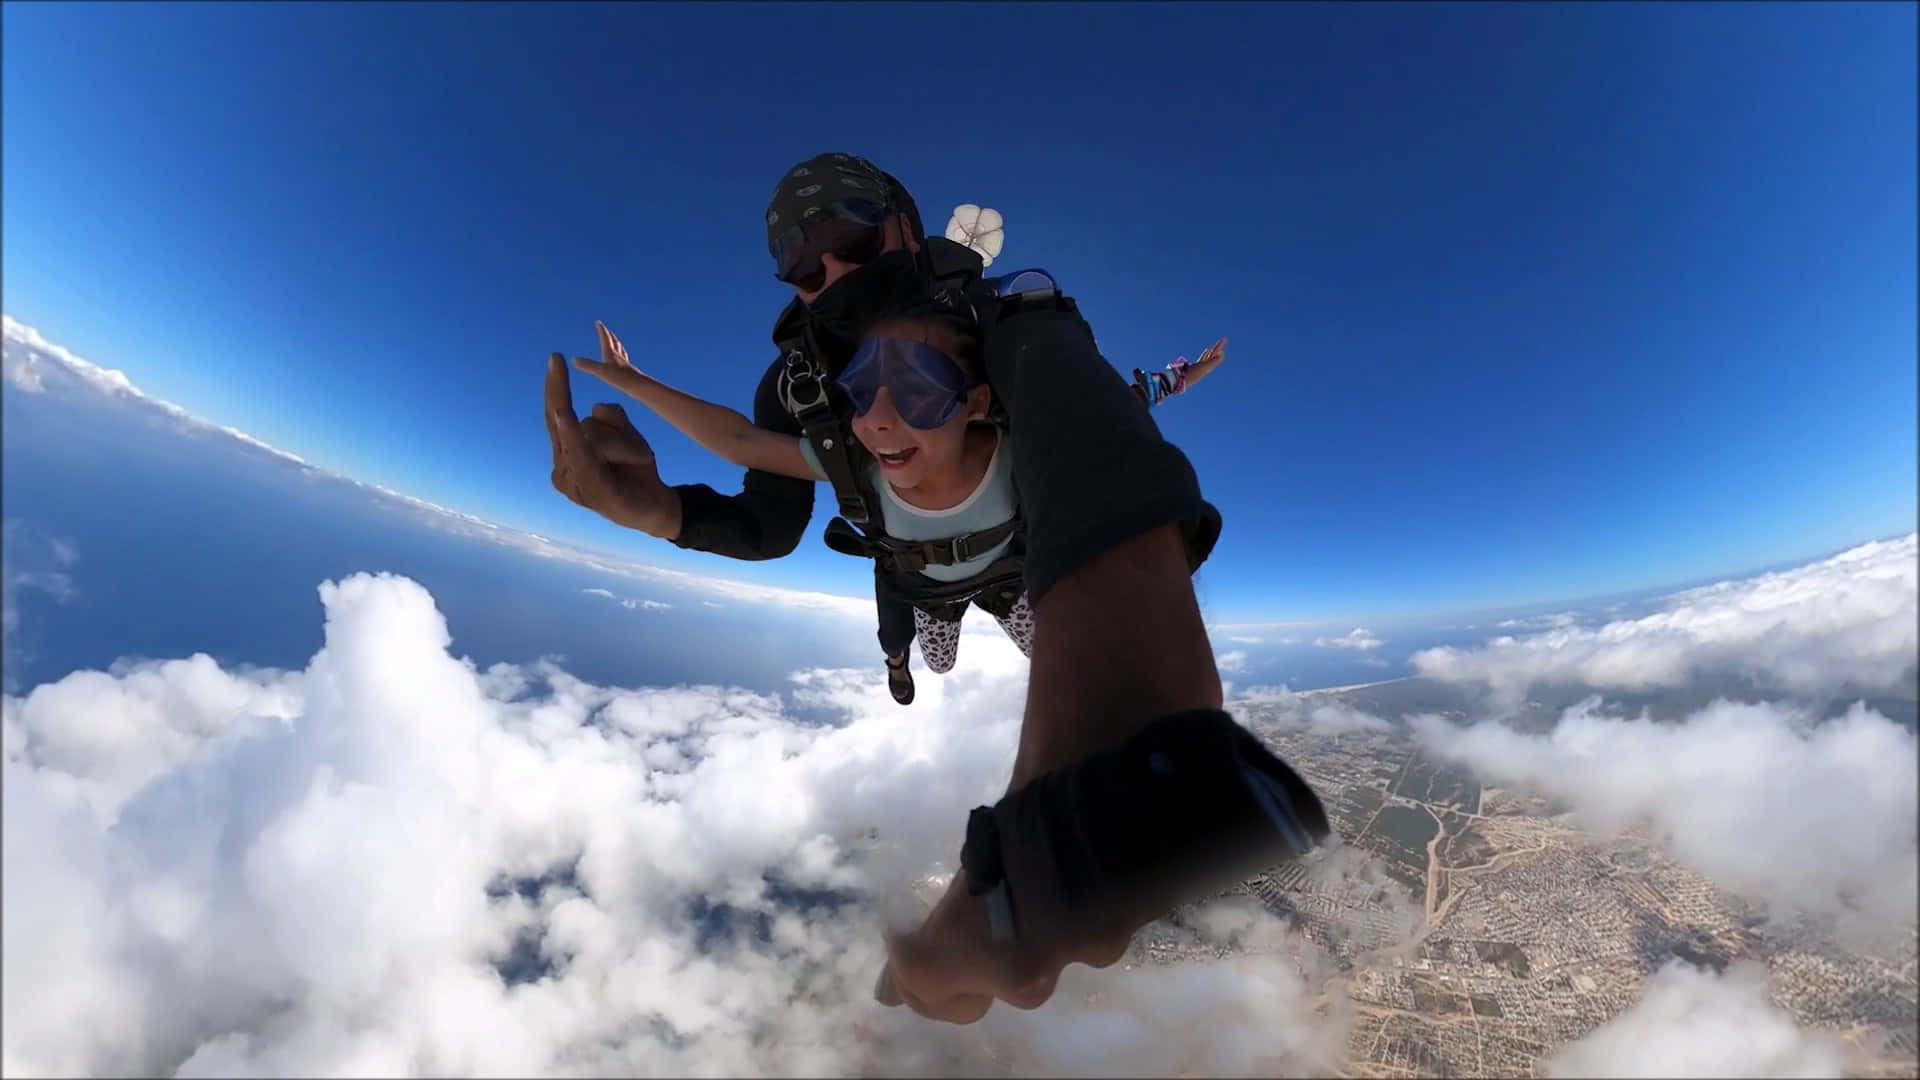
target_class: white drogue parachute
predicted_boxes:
[945,203,1005,267]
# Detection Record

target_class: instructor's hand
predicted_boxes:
[545,352,680,538]
[874,871,1132,1024]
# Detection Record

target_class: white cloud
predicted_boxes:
[1304,702,1391,736]
[2,348,46,391]
[1217,650,1248,673]
[1412,696,1919,939]
[3,521,78,608]
[2,315,874,621]
[2,572,1338,1077]
[3,316,123,396]
[580,588,672,612]
[1496,612,1580,631]
[1315,628,1383,651]
[1234,686,1393,737]
[1206,622,1311,649]
[1412,534,1919,699]
[4,315,311,469]
[1545,960,1852,1078]
[566,555,866,619]
[2,521,82,687]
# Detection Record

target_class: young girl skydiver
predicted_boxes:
[574,316,1226,703]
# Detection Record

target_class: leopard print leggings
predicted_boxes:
[912,591,1035,673]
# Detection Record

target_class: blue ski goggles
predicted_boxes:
[835,336,972,430]
[771,198,891,292]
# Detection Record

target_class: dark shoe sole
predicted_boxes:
[886,663,915,706]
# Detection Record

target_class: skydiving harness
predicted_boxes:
[776,251,1073,602]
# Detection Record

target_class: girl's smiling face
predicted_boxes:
[842,315,993,494]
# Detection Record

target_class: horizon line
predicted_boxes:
[5,311,1909,633]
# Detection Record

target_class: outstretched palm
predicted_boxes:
[1185,337,1227,389]
[573,320,646,390]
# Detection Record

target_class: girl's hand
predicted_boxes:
[571,321,648,396]
[1184,337,1227,388]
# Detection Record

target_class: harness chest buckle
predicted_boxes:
[784,349,829,412]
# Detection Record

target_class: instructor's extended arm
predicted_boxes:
[664,362,818,559]
[873,290,1261,1026]
[980,298,1224,776]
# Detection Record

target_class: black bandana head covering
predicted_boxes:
[764,153,934,356]
[764,152,923,253]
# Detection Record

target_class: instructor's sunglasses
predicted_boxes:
[771,199,891,292]
[836,337,972,430]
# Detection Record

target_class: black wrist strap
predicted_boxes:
[952,709,1332,949]
[960,804,1019,944]
[960,804,1003,895]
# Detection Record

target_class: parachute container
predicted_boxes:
[945,204,1005,268]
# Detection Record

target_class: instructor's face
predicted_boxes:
[789,215,921,306]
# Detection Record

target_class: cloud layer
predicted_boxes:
[7,570,1910,1076]
[3,572,1341,1077]
[1544,960,1851,1078]
[1411,533,1919,699]
[1414,695,1919,938]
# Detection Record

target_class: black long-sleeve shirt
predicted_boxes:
[667,358,816,561]
[669,295,1220,605]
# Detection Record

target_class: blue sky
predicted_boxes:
[4,1,1914,622]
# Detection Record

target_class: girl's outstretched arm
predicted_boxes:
[1131,338,1228,409]
[572,322,816,482]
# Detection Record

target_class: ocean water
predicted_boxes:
[2,363,885,698]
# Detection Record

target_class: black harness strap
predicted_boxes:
[824,515,1020,574]
[894,554,1027,610]
[782,345,877,527]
